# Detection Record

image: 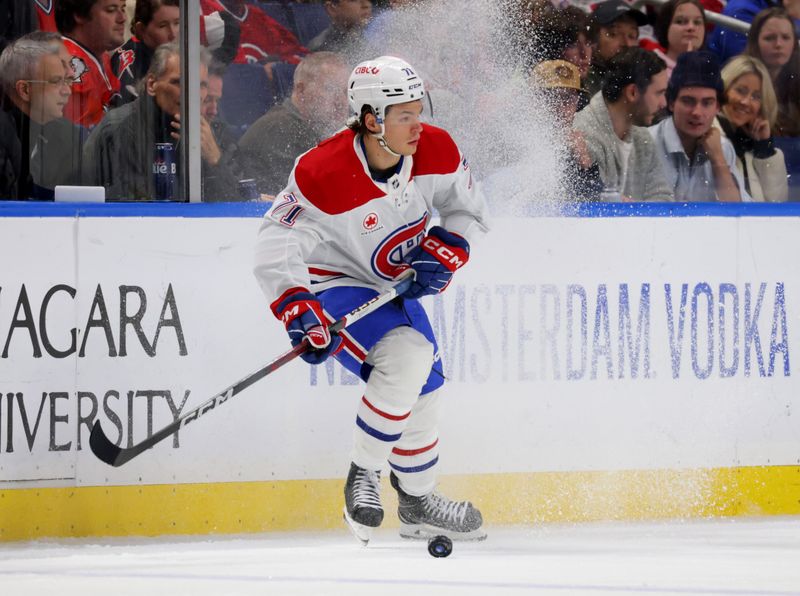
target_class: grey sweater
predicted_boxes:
[574,93,673,201]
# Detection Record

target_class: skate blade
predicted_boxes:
[399,522,487,542]
[343,507,373,546]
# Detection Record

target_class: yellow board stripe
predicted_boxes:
[2,466,799,542]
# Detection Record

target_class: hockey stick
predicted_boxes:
[89,271,414,467]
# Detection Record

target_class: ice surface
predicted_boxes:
[1,517,799,595]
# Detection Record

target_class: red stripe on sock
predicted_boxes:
[361,396,410,421]
[392,439,439,456]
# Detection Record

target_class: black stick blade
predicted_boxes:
[90,421,124,467]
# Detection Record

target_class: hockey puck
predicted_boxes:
[427,535,453,558]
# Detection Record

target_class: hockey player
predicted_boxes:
[253,56,489,544]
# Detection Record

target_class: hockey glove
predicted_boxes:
[402,226,470,300]
[273,290,343,365]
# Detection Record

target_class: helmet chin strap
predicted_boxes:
[371,117,402,158]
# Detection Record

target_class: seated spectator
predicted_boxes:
[309,0,373,54]
[718,55,788,201]
[745,7,800,137]
[649,51,749,202]
[200,0,306,66]
[239,52,349,195]
[0,36,76,199]
[112,0,179,104]
[584,0,648,97]
[83,43,240,201]
[531,7,592,80]
[709,0,800,64]
[202,61,251,200]
[16,30,88,193]
[56,0,125,128]
[574,47,673,201]
[653,0,707,79]
[533,60,602,201]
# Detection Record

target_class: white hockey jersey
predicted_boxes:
[253,125,490,311]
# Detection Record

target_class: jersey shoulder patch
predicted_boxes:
[294,129,383,215]
[412,124,461,177]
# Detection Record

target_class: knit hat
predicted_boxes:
[532,60,582,91]
[667,50,724,103]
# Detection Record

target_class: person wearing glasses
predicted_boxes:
[0,35,78,200]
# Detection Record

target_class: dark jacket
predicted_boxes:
[0,106,22,199]
[0,99,81,200]
[238,99,322,194]
[84,93,242,201]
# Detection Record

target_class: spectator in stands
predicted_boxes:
[653,0,706,79]
[0,36,75,199]
[745,7,800,136]
[584,0,648,97]
[717,54,788,201]
[574,47,673,201]
[531,7,592,79]
[56,0,125,128]
[649,51,748,201]
[200,0,306,66]
[709,0,800,64]
[309,0,373,53]
[113,1,243,104]
[112,0,179,104]
[202,61,251,200]
[83,43,240,201]
[239,52,349,195]
[533,60,602,201]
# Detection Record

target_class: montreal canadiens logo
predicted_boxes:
[363,212,379,230]
[370,213,429,281]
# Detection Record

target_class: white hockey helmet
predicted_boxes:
[347,55,426,125]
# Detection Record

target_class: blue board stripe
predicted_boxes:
[3,200,800,218]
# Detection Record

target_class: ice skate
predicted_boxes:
[343,463,384,545]
[390,472,487,541]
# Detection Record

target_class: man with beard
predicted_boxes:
[649,51,747,202]
[574,47,673,201]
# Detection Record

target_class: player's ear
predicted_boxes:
[133,21,146,40]
[364,112,381,134]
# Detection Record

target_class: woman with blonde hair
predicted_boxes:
[717,54,788,202]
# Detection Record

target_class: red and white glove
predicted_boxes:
[271,289,342,364]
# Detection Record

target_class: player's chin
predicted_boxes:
[404,141,420,155]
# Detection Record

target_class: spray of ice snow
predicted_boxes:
[338,0,576,215]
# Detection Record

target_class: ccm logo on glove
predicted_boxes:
[421,236,468,271]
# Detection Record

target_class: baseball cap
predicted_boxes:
[532,60,582,91]
[591,0,648,26]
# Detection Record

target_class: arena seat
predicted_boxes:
[270,61,297,101]
[286,3,331,46]
[774,137,800,202]
[219,63,275,138]
[257,1,294,33]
